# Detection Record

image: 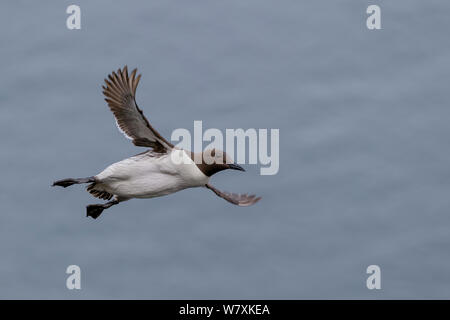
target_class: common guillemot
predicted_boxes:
[53,66,261,219]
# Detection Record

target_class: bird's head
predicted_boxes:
[193,148,245,177]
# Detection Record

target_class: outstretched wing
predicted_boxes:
[205,184,261,207]
[102,66,174,153]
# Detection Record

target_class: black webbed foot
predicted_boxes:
[86,200,119,219]
[86,204,106,219]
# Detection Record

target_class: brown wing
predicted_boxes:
[102,66,174,153]
[205,184,261,207]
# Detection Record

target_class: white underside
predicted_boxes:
[95,149,209,200]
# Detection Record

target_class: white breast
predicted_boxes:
[96,149,209,199]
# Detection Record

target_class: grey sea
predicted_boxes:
[1,0,450,298]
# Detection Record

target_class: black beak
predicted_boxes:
[228,164,245,172]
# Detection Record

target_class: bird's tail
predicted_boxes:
[52,176,96,188]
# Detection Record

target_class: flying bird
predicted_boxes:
[53,66,261,219]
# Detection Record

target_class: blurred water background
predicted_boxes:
[1,0,450,298]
